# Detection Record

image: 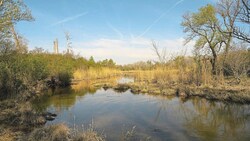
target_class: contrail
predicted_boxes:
[51,12,88,26]
[137,0,185,38]
[106,22,124,39]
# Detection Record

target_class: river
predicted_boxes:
[34,78,250,141]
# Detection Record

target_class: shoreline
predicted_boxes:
[94,78,250,104]
[0,76,249,140]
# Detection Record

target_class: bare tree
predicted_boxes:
[29,47,48,54]
[217,0,241,64]
[152,40,167,64]
[0,0,33,53]
[64,31,73,54]
[233,0,250,43]
[239,0,250,24]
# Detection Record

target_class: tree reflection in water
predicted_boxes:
[181,98,250,141]
[33,78,117,113]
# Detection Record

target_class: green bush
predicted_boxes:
[0,50,117,99]
[0,53,49,99]
[58,71,72,87]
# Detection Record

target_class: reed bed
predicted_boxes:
[73,67,121,80]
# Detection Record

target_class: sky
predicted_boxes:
[17,0,215,65]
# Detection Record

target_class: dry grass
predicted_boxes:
[0,100,46,141]
[72,120,105,141]
[0,100,44,127]
[28,124,70,141]
[71,77,118,92]
[73,67,121,80]
[28,122,105,141]
[73,129,104,141]
[120,126,136,141]
[0,129,16,141]
[123,68,184,86]
[73,130,105,141]
[124,66,249,88]
[122,67,250,102]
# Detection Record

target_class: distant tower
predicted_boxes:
[53,38,59,54]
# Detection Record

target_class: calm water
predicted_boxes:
[35,79,250,141]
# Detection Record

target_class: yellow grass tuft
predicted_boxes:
[28,124,70,141]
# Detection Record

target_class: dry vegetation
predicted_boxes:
[73,67,121,80]
[27,123,105,141]
[119,43,250,103]
[120,49,250,103]
[117,0,250,103]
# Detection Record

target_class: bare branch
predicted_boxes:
[152,40,164,64]
[233,27,250,43]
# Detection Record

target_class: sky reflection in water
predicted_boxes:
[35,80,250,141]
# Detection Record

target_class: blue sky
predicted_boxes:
[17,0,214,64]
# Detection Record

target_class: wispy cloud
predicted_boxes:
[51,12,88,26]
[73,37,194,64]
[137,0,185,38]
[106,22,124,39]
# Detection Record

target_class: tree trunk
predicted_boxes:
[10,23,20,51]
[210,46,217,75]
[222,35,232,67]
[211,57,217,75]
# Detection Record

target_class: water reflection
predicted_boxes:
[182,98,250,141]
[34,78,250,141]
[33,79,111,112]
